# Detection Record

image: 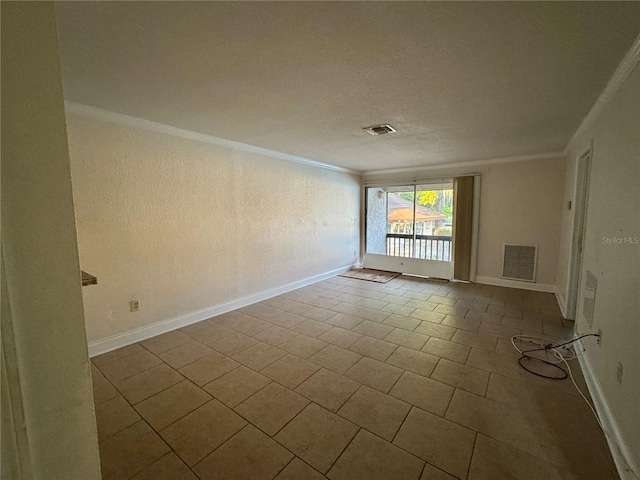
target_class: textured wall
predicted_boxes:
[363,156,566,287]
[1,3,101,478]
[66,113,360,343]
[366,188,388,254]
[559,65,640,471]
[475,158,566,285]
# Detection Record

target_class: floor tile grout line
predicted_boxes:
[464,432,479,480]
[126,415,190,480]
[99,362,187,415]
[266,400,362,475]
[105,372,207,442]
[332,382,367,416]
[389,400,413,445]
[434,394,556,467]
[189,423,252,472]
[269,456,296,480]
[91,343,148,368]
[230,383,311,439]
[158,338,221,370]
[270,399,322,440]
[418,459,428,480]
[442,386,459,420]
[385,364,408,396]
[97,344,163,383]
[133,386,214,435]
[120,369,187,407]
[321,426,362,477]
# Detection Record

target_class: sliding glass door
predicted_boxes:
[364,181,455,279]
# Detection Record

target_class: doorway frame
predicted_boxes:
[566,147,593,320]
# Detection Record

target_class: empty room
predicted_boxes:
[2,2,639,480]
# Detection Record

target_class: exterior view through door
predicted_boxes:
[364,180,455,279]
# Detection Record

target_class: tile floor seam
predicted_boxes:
[325,375,364,413]
[99,369,194,437]
[464,432,479,480]
[268,403,360,473]
[229,381,310,437]
[272,398,320,437]
[116,370,187,406]
[200,362,243,389]
[321,426,362,477]
[332,405,459,472]
[125,417,184,480]
[271,456,296,480]
[92,346,144,368]
[384,365,408,397]
[132,383,216,435]
[418,460,428,480]
[438,389,470,430]
[189,423,252,472]
[468,429,553,468]
[389,399,413,446]
[97,346,163,382]
[427,356,443,379]
[94,366,126,400]
[224,376,274,406]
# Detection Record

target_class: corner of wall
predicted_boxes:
[554,287,567,318]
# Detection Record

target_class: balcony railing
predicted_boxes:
[386,234,452,261]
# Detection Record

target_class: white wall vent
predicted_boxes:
[363,124,396,136]
[501,244,537,282]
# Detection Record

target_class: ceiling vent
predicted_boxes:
[363,124,396,136]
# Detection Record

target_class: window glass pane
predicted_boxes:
[414,184,453,261]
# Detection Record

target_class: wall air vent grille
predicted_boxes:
[502,244,537,282]
[363,124,397,136]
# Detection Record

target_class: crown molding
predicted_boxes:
[64,101,361,176]
[567,33,640,153]
[362,151,565,177]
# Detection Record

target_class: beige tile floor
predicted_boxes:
[91,275,617,480]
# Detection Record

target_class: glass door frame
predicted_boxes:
[363,180,455,279]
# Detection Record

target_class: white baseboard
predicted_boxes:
[475,276,556,293]
[577,348,639,480]
[88,265,353,357]
[555,288,567,318]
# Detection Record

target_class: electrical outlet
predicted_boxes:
[596,329,602,345]
[617,362,623,383]
[130,299,140,312]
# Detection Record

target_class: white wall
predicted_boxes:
[364,156,566,290]
[558,60,640,474]
[1,3,101,478]
[66,111,360,347]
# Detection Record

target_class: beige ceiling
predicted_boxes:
[55,2,640,172]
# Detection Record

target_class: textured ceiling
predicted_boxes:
[55,2,640,172]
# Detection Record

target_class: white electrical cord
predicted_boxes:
[511,334,638,480]
[510,334,585,363]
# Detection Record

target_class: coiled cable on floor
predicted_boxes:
[511,333,638,480]
[511,333,598,379]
